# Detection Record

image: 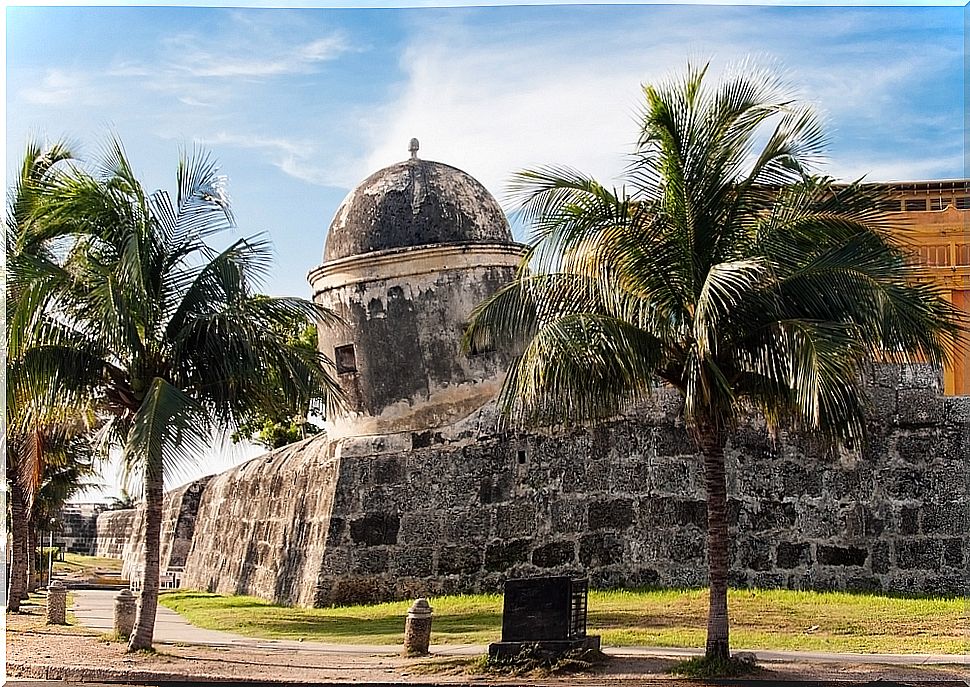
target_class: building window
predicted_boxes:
[930,198,947,211]
[956,244,970,266]
[905,199,927,212]
[956,197,970,210]
[881,199,903,212]
[335,344,357,374]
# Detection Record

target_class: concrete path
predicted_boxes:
[70,589,969,666]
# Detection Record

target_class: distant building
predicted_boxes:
[883,180,969,395]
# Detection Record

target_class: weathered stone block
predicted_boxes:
[736,537,772,571]
[921,503,966,535]
[327,517,346,543]
[899,506,919,535]
[398,512,442,545]
[896,388,944,426]
[780,462,822,497]
[816,545,867,567]
[493,503,537,538]
[742,501,797,532]
[329,575,392,605]
[870,542,891,575]
[648,459,694,494]
[824,466,874,500]
[389,546,434,577]
[899,364,942,391]
[653,426,694,457]
[368,456,403,484]
[350,513,400,546]
[479,474,513,504]
[608,460,652,494]
[843,504,885,539]
[443,509,489,543]
[895,431,940,465]
[550,501,586,533]
[775,542,810,569]
[578,532,624,567]
[663,530,707,563]
[438,545,482,576]
[751,571,787,589]
[894,539,943,570]
[484,538,531,571]
[354,547,389,573]
[866,386,897,421]
[844,572,882,593]
[532,540,576,568]
[588,499,635,530]
[880,467,923,501]
[942,538,964,568]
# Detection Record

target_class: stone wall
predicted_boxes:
[97,363,969,606]
[179,438,339,606]
[96,509,137,559]
[96,477,212,580]
[57,504,106,555]
[311,364,967,603]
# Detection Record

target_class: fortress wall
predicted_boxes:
[95,509,137,559]
[94,477,212,580]
[96,363,969,605]
[313,363,968,604]
[180,436,341,607]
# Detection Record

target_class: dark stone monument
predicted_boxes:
[488,576,601,661]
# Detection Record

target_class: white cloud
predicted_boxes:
[22,69,97,106]
[830,153,966,184]
[199,131,351,187]
[109,31,352,82]
[347,9,962,207]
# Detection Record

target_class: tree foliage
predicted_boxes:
[466,62,963,660]
[13,138,343,648]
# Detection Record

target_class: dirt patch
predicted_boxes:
[6,604,968,685]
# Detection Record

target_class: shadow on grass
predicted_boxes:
[182,609,503,641]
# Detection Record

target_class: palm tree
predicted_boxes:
[22,139,343,649]
[5,140,83,611]
[465,63,963,661]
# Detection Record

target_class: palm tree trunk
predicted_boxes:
[696,420,731,661]
[128,471,162,651]
[7,483,29,612]
[25,522,38,593]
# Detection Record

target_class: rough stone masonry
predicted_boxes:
[95,147,970,607]
[97,362,969,606]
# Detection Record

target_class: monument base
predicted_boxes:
[487,635,601,662]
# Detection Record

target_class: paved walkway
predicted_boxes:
[70,589,969,666]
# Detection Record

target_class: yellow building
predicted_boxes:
[885,180,969,395]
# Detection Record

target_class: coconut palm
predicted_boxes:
[5,140,84,611]
[21,139,343,649]
[465,63,962,661]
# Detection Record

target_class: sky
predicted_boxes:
[5,1,966,498]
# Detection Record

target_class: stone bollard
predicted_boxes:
[114,589,137,638]
[46,580,67,625]
[403,598,433,655]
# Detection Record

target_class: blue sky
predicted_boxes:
[5,1,966,495]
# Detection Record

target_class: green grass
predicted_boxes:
[669,654,760,678]
[158,587,970,654]
[54,553,123,575]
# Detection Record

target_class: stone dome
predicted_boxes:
[323,149,512,262]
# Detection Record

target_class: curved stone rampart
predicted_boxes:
[97,363,969,604]
[179,436,341,606]
[95,509,137,559]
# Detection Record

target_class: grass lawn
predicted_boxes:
[54,553,123,575]
[158,587,970,654]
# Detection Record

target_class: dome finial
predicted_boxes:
[408,138,420,159]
